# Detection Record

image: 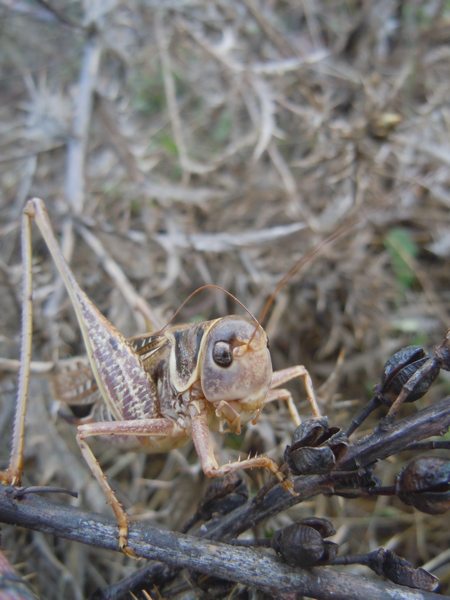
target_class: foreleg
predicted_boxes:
[189,408,291,490]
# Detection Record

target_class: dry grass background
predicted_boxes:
[0,1,449,598]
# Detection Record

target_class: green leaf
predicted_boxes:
[384,228,418,290]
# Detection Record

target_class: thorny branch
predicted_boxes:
[0,484,445,600]
[204,396,450,540]
[0,397,449,598]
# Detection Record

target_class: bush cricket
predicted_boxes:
[0,198,351,555]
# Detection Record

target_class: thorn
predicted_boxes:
[8,485,78,499]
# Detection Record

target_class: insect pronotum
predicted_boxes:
[0,198,351,554]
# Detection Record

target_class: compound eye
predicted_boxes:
[212,341,233,368]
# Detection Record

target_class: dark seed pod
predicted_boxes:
[291,417,333,447]
[271,519,337,567]
[381,346,425,387]
[369,548,439,591]
[299,517,336,538]
[272,524,326,567]
[285,445,336,475]
[285,420,348,475]
[386,359,438,403]
[322,540,339,562]
[378,346,436,404]
[326,431,349,461]
[396,457,450,515]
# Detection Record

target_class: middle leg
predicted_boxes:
[269,365,321,424]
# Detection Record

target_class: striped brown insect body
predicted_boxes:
[56,315,272,438]
[1,198,347,554]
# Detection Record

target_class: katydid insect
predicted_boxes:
[0,198,350,555]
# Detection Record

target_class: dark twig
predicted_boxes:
[345,394,380,437]
[6,485,78,499]
[0,485,444,600]
[3,395,447,599]
[94,397,450,595]
[338,396,450,470]
[329,549,440,591]
[91,562,173,600]
[204,397,450,540]
[405,440,450,451]
[0,548,36,600]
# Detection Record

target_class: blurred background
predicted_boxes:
[0,1,449,598]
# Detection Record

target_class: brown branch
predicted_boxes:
[0,485,444,600]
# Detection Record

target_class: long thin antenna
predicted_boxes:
[160,283,259,332]
[257,219,357,327]
[161,219,357,348]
